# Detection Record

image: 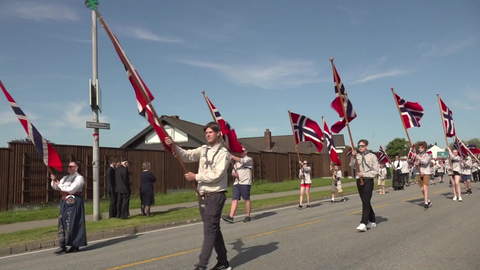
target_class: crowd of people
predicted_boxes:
[46,125,478,270]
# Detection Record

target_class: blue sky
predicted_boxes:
[0,0,479,151]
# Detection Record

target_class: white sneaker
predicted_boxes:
[458,197,463,202]
[366,222,377,229]
[452,196,457,201]
[356,223,367,232]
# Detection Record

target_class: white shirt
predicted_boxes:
[51,173,85,194]
[379,167,387,179]
[332,169,342,185]
[232,156,253,185]
[393,160,403,170]
[299,166,312,184]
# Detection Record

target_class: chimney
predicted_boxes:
[170,115,179,119]
[264,129,271,151]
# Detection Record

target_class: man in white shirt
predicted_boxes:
[222,146,253,223]
[393,156,403,190]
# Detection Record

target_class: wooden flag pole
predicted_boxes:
[390,87,422,177]
[201,91,238,174]
[436,94,454,168]
[330,58,363,185]
[96,11,201,198]
[288,110,305,184]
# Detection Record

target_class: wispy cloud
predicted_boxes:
[3,2,80,22]
[334,6,366,26]
[353,70,408,84]
[179,59,327,89]
[0,109,39,125]
[451,86,480,111]
[51,102,108,129]
[420,36,477,58]
[452,101,475,110]
[121,27,183,43]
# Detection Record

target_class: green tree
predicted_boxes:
[385,138,410,157]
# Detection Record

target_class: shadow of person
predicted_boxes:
[251,211,276,221]
[80,234,140,251]
[229,239,279,268]
[375,215,388,225]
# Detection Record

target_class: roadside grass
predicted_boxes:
[0,180,391,249]
[0,177,355,225]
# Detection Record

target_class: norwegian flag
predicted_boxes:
[395,93,424,129]
[467,144,480,154]
[1,81,62,171]
[454,138,469,157]
[101,18,171,153]
[378,145,390,164]
[330,63,357,133]
[439,97,456,137]
[204,94,243,153]
[289,112,324,153]
[322,118,341,165]
[408,144,416,161]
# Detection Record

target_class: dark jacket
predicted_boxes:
[106,165,116,193]
[114,165,130,194]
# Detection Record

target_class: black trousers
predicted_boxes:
[197,192,228,268]
[108,190,117,219]
[473,171,479,182]
[117,193,129,219]
[357,178,376,225]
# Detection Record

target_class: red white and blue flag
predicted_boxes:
[439,97,456,137]
[330,63,357,134]
[467,144,480,154]
[0,81,63,171]
[204,94,243,153]
[395,93,424,129]
[289,112,324,154]
[408,144,416,161]
[322,118,341,165]
[378,145,390,164]
[454,138,469,157]
[100,18,172,153]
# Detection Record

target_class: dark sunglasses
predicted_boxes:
[68,165,77,168]
[358,145,366,148]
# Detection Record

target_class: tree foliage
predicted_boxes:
[9,137,54,144]
[385,138,410,157]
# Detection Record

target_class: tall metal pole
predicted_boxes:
[92,9,100,221]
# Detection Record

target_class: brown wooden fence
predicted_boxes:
[0,143,353,211]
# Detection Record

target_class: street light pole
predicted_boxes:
[86,0,101,221]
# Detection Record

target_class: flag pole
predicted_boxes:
[436,94,454,167]
[330,58,363,185]
[95,11,201,198]
[322,116,333,171]
[201,91,238,174]
[390,87,422,177]
[288,110,304,184]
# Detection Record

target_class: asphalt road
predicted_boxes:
[1,182,480,270]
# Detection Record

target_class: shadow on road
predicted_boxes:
[228,239,279,268]
[376,215,388,225]
[80,234,141,251]
[252,211,276,221]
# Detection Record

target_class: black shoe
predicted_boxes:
[331,200,334,204]
[424,204,429,210]
[428,201,432,208]
[54,247,66,254]
[341,198,346,203]
[209,261,232,270]
[306,204,311,209]
[221,215,234,223]
[297,205,303,210]
[66,246,79,253]
[243,216,251,223]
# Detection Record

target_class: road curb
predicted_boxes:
[0,190,368,258]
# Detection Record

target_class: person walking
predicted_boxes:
[165,122,232,270]
[140,161,156,217]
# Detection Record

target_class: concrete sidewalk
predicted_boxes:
[0,182,359,234]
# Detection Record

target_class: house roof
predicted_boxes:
[120,115,258,151]
[239,134,345,154]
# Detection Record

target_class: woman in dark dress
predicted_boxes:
[140,162,156,216]
[50,161,87,254]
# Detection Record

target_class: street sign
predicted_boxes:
[86,121,110,130]
[437,151,449,158]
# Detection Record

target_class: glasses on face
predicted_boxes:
[242,149,247,152]
[68,165,76,168]
[358,145,366,148]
